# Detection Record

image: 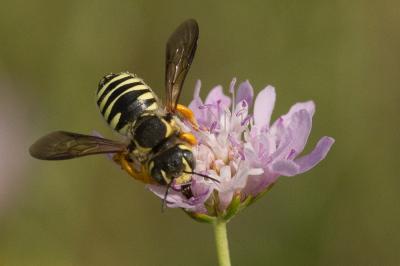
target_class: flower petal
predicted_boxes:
[229,78,237,94]
[190,178,214,199]
[295,136,335,173]
[188,80,206,122]
[147,185,185,206]
[219,191,234,211]
[147,184,210,211]
[286,109,313,154]
[254,85,276,130]
[270,109,312,162]
[205,85,231,109]
[236,80,254,106]
[188,96,204,121]
[284,101,315,122]
[242,169,279,196]
[271,160,300,176]
[193,80,201,98]
[229,166,263,191]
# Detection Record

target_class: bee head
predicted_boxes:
[148,144,195,185]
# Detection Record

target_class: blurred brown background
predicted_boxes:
[1,0,399,265]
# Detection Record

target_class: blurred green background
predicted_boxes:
[1,0,399,265]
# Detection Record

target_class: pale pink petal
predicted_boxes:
[254,85,276,129]
[242,174,266,196]
[230,167,264,189]
[268,110,311,162]
[193,80,201,98]
[284,101,315,121]
[271,160,300,176]
[147,181,211,210]
[295,137,335,173]
[148,185,184,206]
[190,178,214,199]
[229,78,237,93]
[243,170,279,196]
[219,191,234,211]
[216,166,235,210]
[270,101,314,131]
[268,121,293,160]
[188,97,205,120]
[286,109,313,154]
[205,85,231,109]
[236,80,254,106]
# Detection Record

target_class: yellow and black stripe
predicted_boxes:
[96,72,158,135]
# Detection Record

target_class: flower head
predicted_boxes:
[149,79,334,222]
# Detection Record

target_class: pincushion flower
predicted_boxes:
[149,78,334,222]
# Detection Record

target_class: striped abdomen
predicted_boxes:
[96,72,159,135]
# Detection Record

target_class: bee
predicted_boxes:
[29,19,217,206]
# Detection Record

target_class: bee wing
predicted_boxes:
[165,19,199,112]
[29,131,127,160]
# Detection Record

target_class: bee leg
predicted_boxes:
[113,153,154,184]
[179,132,197,145]
[176,104,199,130]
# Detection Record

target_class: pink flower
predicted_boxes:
[149,79,334,221]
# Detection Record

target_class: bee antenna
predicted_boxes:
[161,181,174,212]
[184,171,220,183]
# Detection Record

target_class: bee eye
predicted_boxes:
[149,165,166,185]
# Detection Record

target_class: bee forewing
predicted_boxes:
[29,131,127,160]
[165,19,199,112]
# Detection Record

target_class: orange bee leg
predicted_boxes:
[179,132,197,145]
[113,153,155,184]
[176,104,199,130]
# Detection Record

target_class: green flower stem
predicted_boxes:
[213,219,231,266]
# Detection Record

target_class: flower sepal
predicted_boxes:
[185,190,270,224]
[222,193,242,221]
[184,210,216,224]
